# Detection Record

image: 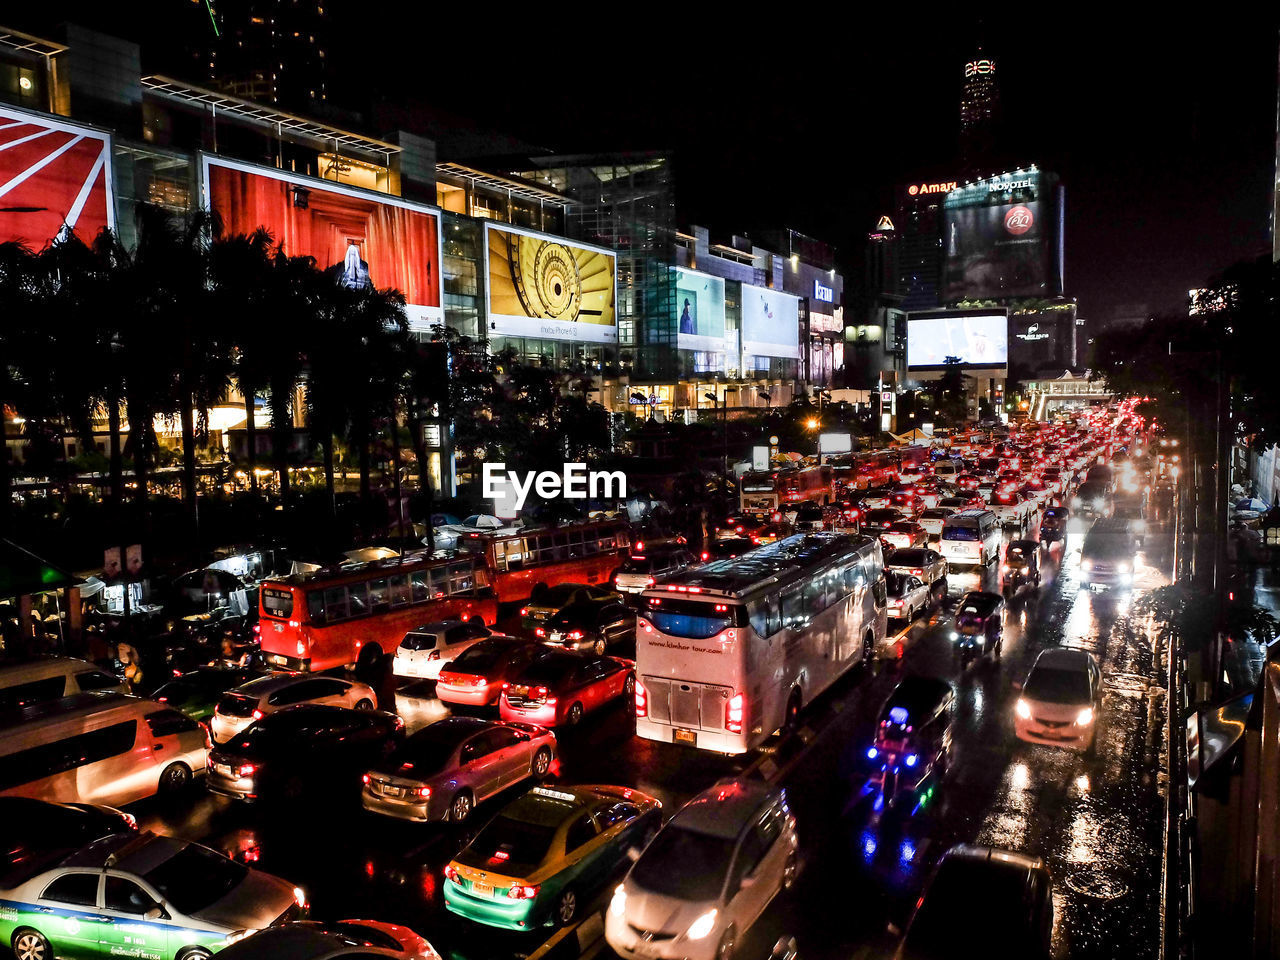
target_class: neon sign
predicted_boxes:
[907,181,957,196]
[814,280,834,303]
[965,59,995,78]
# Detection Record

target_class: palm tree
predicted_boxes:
[0,241,39,525]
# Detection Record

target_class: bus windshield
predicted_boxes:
[643,597,745,640]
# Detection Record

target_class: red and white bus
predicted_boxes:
[258,553,499,672]
[739,466,833,516]
[459,519,631,604]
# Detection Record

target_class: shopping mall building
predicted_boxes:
[0,24,847,492]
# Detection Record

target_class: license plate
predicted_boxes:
[471,881,494,897]
[269,654,288,665]
[214,763,232,776]
[550,631,563,642]
[674,728,696,745]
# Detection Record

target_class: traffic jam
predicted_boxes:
[0,401,1166,960]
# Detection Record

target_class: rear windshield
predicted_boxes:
[261,588,293,618]
[642,598,746,640]
[1024,666,1091,704]
[942,523,981,542]
[631,826,733,901]
[886,572,910,593]
[1078,482,1109,499]
[215,692,258,718]
[465,814,559,875]
[449,640,522,672]
[796,507,824,521]
[400,632,440,651]
[378,728,465,775]
[619,558,655,574]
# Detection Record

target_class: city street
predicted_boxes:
[130,515,1171,960]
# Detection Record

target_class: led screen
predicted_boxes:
[742,283,800,359]
[907,313,1008,369]
[486,224,616,343]
[204,156,443,330]
[0,105,114,247]
[674,267,727,352]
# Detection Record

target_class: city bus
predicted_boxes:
[851,452,895,490]
[739,466,834,516]
[459,518,630,604]
[258,552,499,672]
[634,532,887,754]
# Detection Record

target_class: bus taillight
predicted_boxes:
[726,693,744,734]
[635,679,648,718]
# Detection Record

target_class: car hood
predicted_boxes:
[189,868,296,930]
[622,884,718,937]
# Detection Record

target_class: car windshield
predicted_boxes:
[465,813,559,875]
[144,843,248,915]
[1024,666,1091,704]
[630,826,734,901]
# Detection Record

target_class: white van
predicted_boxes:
[939,509,1002,567]
[0,691,209,806]
[0,656,127,711]
[933,460,961,481]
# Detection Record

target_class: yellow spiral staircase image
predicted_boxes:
[489,229,615,327]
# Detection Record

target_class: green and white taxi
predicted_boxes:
[0,832,305,960]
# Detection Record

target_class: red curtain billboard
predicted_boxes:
[0,105,114,248]
[203,156,443,329]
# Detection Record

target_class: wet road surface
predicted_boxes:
[130,516,1171,960]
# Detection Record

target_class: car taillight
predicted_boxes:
[475,678,488,687]
[502,682,510,689]
[646,577,655,586]
[362,774,370,784]
[726,693,745,734]
[635,679,648,718]
[911,568,923,575]
[296,641,305,656]
[252,710,263,720]
[568,630,584,640]
[520,608,529,616]
[701,552,709,562]
[253,623,261,635]
[507,884,540,899]
[417,785,431,798]
[535,627,546,637]
[428,651,440,660]
[444,864,460,882]
[233,764,256,778]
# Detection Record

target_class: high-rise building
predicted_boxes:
[959,50,1000,173]
[196,0,330,110]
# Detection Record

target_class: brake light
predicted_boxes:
[475,678,488,687]
[636,679,648,718]
[520,608,529,616]
[252,710,263,720]
[233,764,256,778]
[362,774,370,784]
[701,552,710,562]
[417,785,431,798]
[726,693,745,734]
[646,577,655,586]
[635,541,644,552]
[444,864,460,883]
[253,623,261,635]
[507,884,540,899]
[535,627,546,637]
[296,641,306,656]
[911,568,923,576]
[428,651,440,660]
[568,630,584,640]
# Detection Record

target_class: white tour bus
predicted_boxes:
[635,532,887,754]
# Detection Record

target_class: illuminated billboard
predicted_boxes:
[0,105,114,247]
[203,156,443,330]
[906,311,1008,370]
[943,171,1060,301]
[674,267,727,352]
[486,224,616,343]
[742,283,800,359]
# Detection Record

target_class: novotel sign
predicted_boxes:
[989,177,1035,193]
[965,59,995,78]
[814,280,834,303]
[907,181,957,196]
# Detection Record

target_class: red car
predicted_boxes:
[436,637,548,707]
[499,650,635,727]
[881,520,928,552]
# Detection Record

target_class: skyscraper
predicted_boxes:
[959,49,1000,174]
[194,0,330,110]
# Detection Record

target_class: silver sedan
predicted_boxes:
[361,716,555,824]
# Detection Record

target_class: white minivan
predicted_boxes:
[0,657,127,711]
[0,691,210,805]
[606,780,798,960]
[938,509,1002,567]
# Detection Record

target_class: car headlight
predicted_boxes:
[1116,561,1130,573]
[686,909,719,941]
[1081,560,1093,571]
[950,631,959,641]
[293,886,308,909]
[610,884,627,917]
[1015,698,1032,720]
[1075,707,1094,726]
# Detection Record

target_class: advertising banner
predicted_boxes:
[944,195,1049,300]
[487,223,616,343]
[674,267,727,353]
[741,283,800,359]
[203,156,443,330]
[0,105,114,247]
[907,312,1008,369]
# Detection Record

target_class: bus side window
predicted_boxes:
[307,591,325,624]
[450,563,474,594]
[348,582,370,617]
[551,534,569,562]
[323,586,349,622]
[781,589,805,628]
[410,571,431,603]
[369,578,390,613]
[389,575,411,608]
[748,601,770,638]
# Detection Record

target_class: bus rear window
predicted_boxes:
[942,524,981,542]
[642,598,746,640]
[262,588,293,618]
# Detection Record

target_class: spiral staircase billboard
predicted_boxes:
[485,224,617,343]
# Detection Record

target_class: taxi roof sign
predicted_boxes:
[531,786,578,803]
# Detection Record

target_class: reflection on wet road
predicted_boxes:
[133,519,1170,960]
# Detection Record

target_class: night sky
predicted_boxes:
[18,6,1280,325]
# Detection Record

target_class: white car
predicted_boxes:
[1014,648,1102,752]
[210,674,377,743]
[989,491,1034,531]
[393,619,492,680]
[886,571,931,622]
[606,781,798,960]
[918,507,956,540]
